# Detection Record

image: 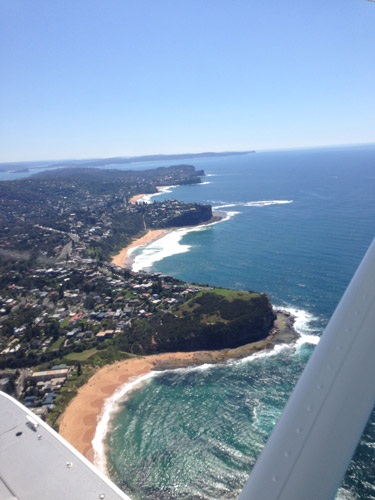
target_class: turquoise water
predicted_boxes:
[106,146,375,499]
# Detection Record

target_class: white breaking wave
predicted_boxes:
[213,200,293,210]
[296,332,321,347]
[131,228,192,272]
[276,306,321,347]
[130,211,239,272]
[92,371,157,475]
[237,342,292,365]
[335,489,356,500]
[233,306,321,365]
[157,363,219,377]
[137,181,210,203]
[213,210,239,223]
[137,185,178,204]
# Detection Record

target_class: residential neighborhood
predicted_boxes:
[0,249,211,422]
[0,164,213,423]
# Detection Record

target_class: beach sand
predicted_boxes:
[58,318,296,465]
[111,228,167,269]
[114,184,219,269]
[129,193,147,205]
[58,351,196,462]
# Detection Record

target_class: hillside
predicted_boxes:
[117,288,276,354]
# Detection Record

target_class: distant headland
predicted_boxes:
[0,150,255,173]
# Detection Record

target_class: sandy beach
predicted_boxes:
[111,228,167,268]
[59,351,198,462]
[58,315,297,464]
[129,193,147,205]
[111,187,169,268]
[114,184,220,269]
[129,184,167,205]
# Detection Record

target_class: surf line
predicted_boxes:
[113,184,232,271]
[90,312,300,476]
[127,209,235,273]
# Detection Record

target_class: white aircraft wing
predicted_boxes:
[0,391,130,500]
[239,238,375,500]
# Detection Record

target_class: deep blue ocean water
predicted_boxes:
[101,146,375,500]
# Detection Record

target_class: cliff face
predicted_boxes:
[122,290,277,355]
[156,293,276,352]
[165,205,212,227]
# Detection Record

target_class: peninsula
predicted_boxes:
[0,150,255,174]
[59,309,296,463]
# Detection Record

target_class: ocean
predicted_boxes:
[98,146,375,500]
[4,147,374,499]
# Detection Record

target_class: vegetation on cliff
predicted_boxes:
[116,288,276,354]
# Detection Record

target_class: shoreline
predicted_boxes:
[111,187,224,269]
[58,312,298,466]
[58,352,204,463]
[129,193,148,205]
[112,186,170,268]
[129,185,169,205]
[111,228,168,269]
[62,186,298,472]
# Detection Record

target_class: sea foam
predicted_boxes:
[236,342,292,366]
[276,306,321,347]
[335,489,356,500]
[137,185,178,204]
[130,210,238,272]
[92,371,156,475]
[213,200,293,209]
[238,305,321,364]
[137,181,210,204]
[130,227,193,272]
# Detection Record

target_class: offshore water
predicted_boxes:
[102,146,375,500]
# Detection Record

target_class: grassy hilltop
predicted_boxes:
[119,288,276,354]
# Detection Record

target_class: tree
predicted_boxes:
[84,294,95,310]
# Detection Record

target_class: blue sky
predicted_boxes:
[1,0,374,162]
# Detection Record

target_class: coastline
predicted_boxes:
[111,186,223,270]
[61,186,298,474]
[128,185,169,205]
[112,186,169,268]
[58,351,203,463]
[129,193,147,205]
[58,312,297,466]
[111,228,168,269]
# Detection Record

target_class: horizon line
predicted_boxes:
[1,141,374,166]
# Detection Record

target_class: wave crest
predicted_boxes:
[275,306,321,347]
[130,211,238,272]
[213,200,293,209]
[92,372,156,476]
[136,185,178,204]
